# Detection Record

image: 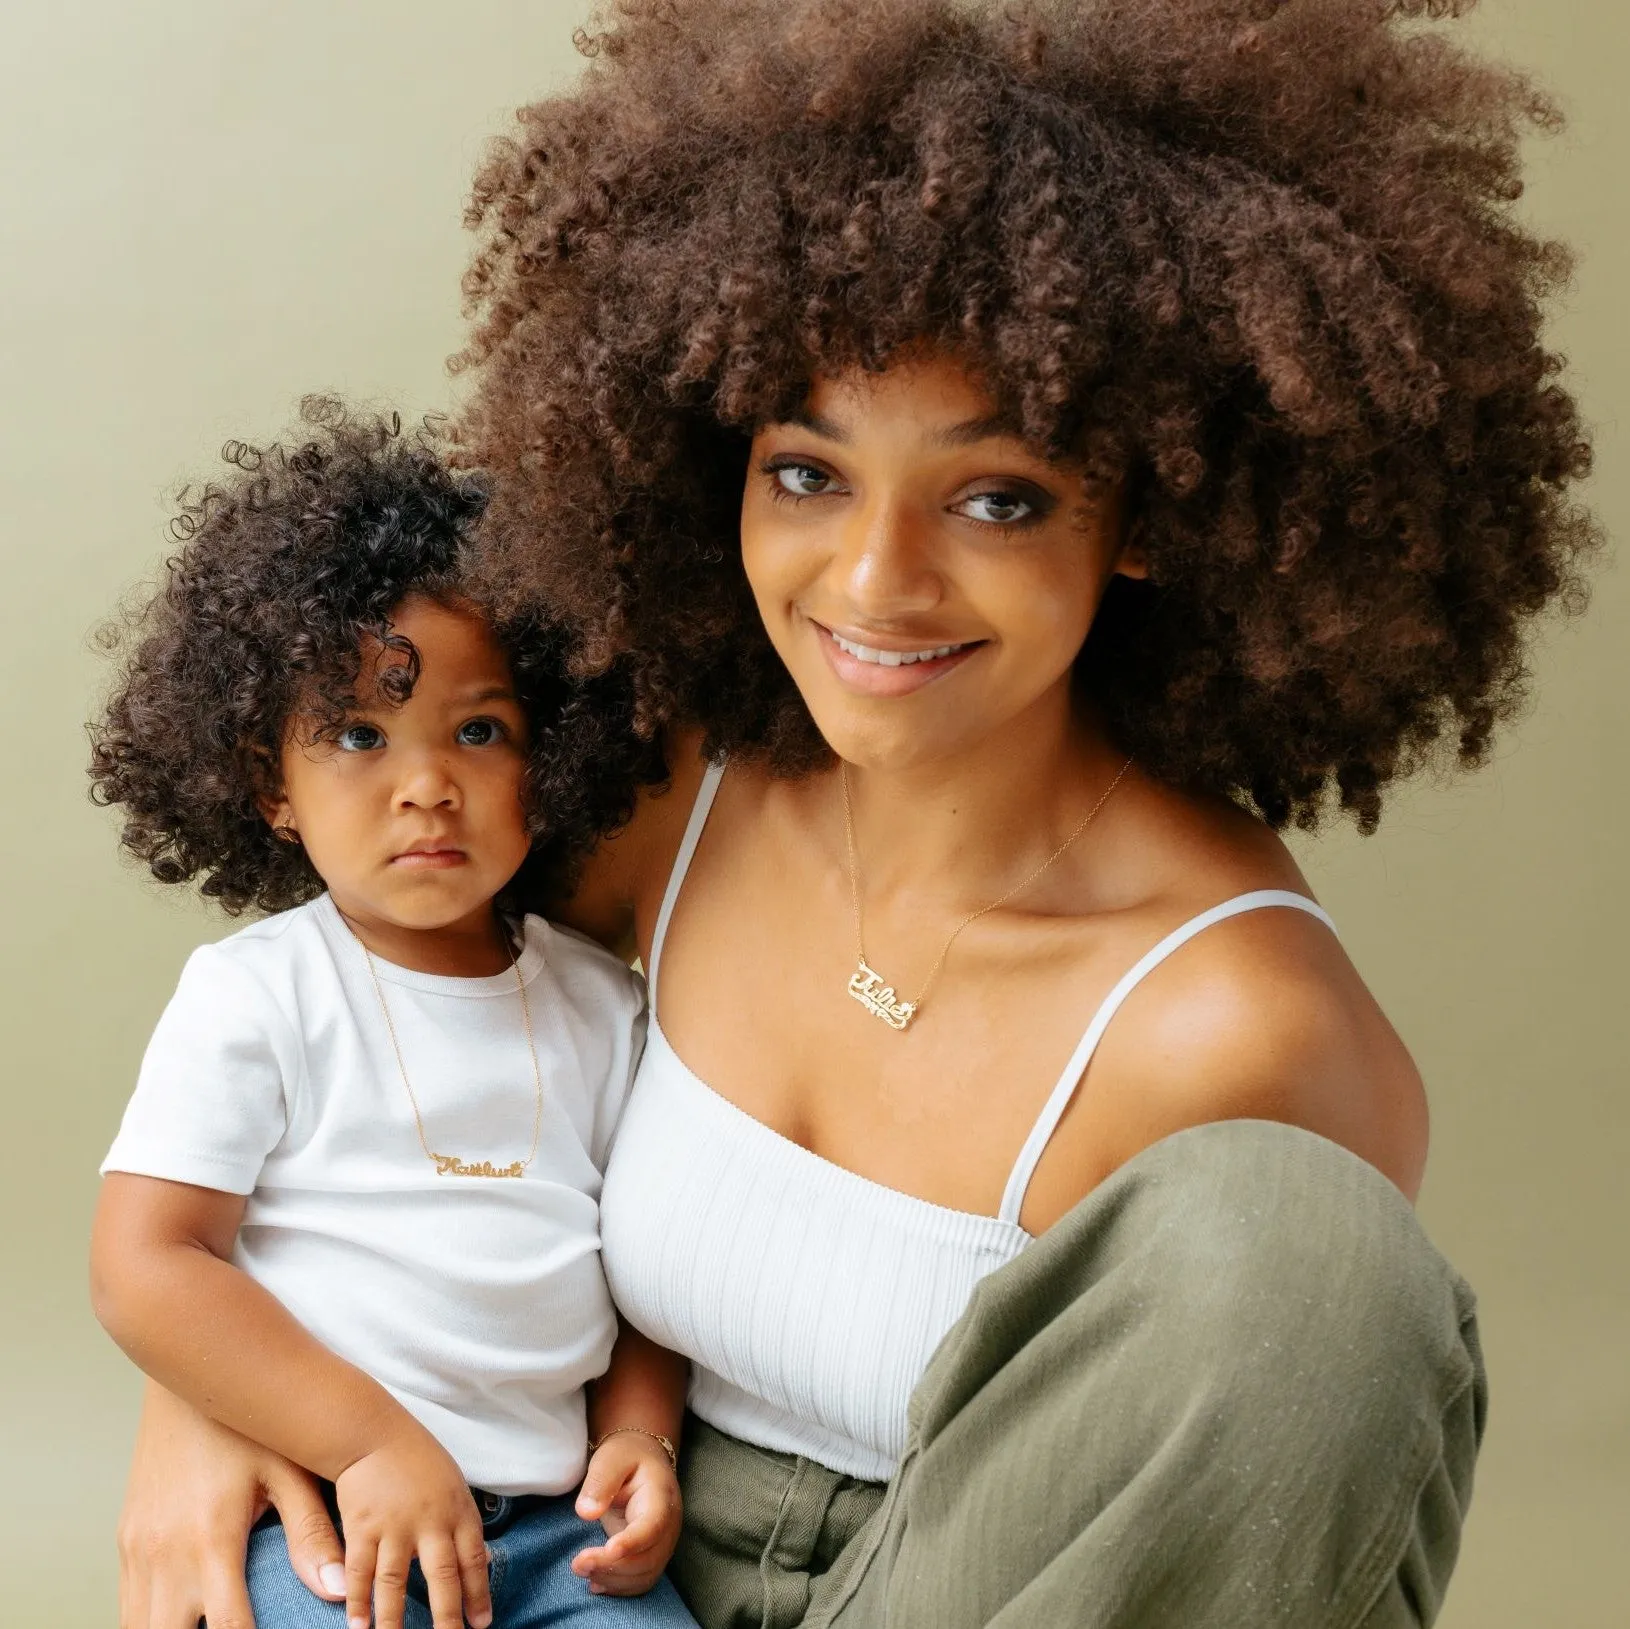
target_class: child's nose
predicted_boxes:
[394,752,461,810]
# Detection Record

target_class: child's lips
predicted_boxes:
[390,845,467,870]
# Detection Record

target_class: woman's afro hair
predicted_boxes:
[454,0,1599,830]
[89,399,661,914]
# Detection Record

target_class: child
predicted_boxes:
[88,403,694,1629]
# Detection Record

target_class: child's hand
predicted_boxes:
[334,1423,492,1629]
[571,1430,684,1596]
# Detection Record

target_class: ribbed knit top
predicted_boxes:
[599,761,1336,1482]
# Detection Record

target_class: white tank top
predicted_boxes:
[599,761,1336,1481]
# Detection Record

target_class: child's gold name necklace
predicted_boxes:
[842,758,1134,1032]
[361,939,544,1178]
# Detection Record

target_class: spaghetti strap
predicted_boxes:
[647,758,727,999]
[996,890,1338,1227]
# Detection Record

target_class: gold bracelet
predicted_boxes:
[588,1426,678,1469]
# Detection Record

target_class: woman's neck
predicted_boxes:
[839,697,1129,910]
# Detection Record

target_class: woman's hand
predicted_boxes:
[118,1381,345,1629]
[571,1432,684,1597]
[332,1421,492,1629]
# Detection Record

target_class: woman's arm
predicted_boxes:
[117,1380,345,1629]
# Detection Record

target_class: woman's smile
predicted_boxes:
[742,355,1140,769]
[809,616,985,697]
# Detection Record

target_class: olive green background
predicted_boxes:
[1,3,1623,1624]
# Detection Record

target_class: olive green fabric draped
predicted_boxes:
[671,1119,1484,1629]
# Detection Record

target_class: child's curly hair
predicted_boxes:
[454,0,1599,830]
[89,399,661,914]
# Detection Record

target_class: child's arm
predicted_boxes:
[571,1319,690,1596]
[91,1173,493,1629]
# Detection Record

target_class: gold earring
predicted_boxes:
[275,825,302,846]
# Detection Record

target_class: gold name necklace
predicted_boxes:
[360,934,544,1178]
[842,757,1134,1032]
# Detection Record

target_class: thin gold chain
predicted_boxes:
[842,756,1134,1019]
[360,934,545,1177]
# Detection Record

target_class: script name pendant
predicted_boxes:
[847,961,918,1031]
[432,1153,525,1179]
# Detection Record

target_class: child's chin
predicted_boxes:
[368,884,494,932]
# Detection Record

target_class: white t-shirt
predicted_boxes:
[102,892,646,1496]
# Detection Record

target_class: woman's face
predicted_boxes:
[740,353,1143,771]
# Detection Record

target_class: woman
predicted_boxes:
[114,2,1595,1626]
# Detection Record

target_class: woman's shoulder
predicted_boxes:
[1085,781,1429,1199]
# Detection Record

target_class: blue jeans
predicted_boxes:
[245,1488,698,1628]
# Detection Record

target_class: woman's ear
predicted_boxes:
[1114,543,1150,581]
[1114,515,1150,582]
[1090,468,1148,582]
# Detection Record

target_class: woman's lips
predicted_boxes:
[812,620,983,697]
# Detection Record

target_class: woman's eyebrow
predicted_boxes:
[776,409,1026,448]
[779,407,851,443]
[929,413,1027,449]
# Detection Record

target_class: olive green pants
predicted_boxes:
[670,1120,1486,1629]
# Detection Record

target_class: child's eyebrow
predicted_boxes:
[461,684,521,704]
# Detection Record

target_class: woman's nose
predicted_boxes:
[831,494,943,617]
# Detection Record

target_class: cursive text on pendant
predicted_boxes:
[847,962,918,1031]
[432,1153,525,1178]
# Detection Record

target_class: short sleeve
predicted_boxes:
[594,975,649,1168]
[534,917,648,1170]
[101,944,298,1196]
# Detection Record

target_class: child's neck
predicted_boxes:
[331,898,516,978]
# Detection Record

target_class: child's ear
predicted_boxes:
[259,794,298,843]
[251,745,296,840]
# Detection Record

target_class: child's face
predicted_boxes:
[265,595,533,952]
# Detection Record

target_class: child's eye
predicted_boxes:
[336,723,385,752]
[455,718,506,747]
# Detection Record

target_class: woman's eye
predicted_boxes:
[772,463,838,499]
[455,718,505,747]
[336,723,385,752]
[957,489,1038,526]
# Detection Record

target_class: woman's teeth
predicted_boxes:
[830,632,969,667]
